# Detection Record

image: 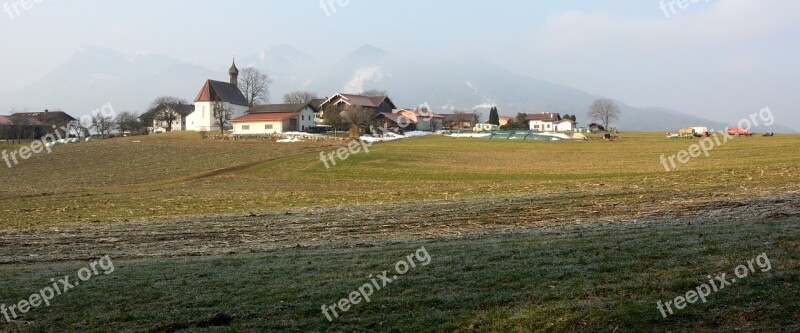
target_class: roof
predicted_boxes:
[376,112,411,124]
[141,103,195,119]
[10,110,76,123]
[248,104,309,114]
[526,113,561,122]
[232,112,298,123]
[321,93,397,110]
[194,80,249,106]
[398,108,445,119]
[0,115,11,125]
[499,116,513,121]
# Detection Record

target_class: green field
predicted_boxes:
[0,132,798,332]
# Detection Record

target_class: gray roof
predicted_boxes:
[248,104,310,114]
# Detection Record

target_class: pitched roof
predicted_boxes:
[141,103,195,119]
[11,110,76,123]
[499,116,513,121]
[194,80,248,106]
[321,93,397,109]
[526,113,561,122]
[232,112,298,123]
[0,115,11,125]
[397,108,445,119]
[248,104,309,114]
[377,112,411,124]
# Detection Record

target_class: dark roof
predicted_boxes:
[0,115,11,125]
[526,113,561,122]
[10,110,76,124]
[194,80,249,106]
[376,112,411,124]
[321,93,397,110]
[229,60,239,75]
[248,104,309,114]
[308,99,325,111]
[232,112,297,123]
[141,103,195,119]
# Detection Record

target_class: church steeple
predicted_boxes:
[229,57,239,87]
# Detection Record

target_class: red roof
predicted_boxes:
[0,115,11,125]
[232,112,297,122]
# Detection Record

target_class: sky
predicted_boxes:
[1,0,798,130]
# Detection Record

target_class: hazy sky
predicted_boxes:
[1,0,798,129]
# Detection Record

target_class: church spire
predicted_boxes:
[229,57,239,87]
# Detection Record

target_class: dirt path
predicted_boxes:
[0,191,797,264]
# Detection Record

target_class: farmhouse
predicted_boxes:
[319,93,397,115]
[232,103,319,134]
[396,108,444,131]
[10,110,76,129]
[185,60,250,131]
[375,112,414,132]
[527,112,577,132]
[140,103,194,133]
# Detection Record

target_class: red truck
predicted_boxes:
[727,128,754,136]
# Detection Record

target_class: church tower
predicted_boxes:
[229,58,239,87]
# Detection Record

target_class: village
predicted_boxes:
[0,60,619,145]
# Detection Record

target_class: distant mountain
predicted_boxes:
[0,45,217,114]
[1,44,795,133]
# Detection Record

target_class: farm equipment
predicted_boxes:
[679,128,696,138]
[727,128,754,137]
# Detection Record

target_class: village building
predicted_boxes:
[232,103,319,135]
[527,112,577,132]
[396,108,445,131]
[185,60,250,132]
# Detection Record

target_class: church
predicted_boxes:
[184,60,250,131]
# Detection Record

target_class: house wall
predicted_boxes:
[530,121,555,132]
[187,102,248,132]
[556,121,576,132]
[297,106,316,132]
[233,120,289,135]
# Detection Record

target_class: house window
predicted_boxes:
[265,124,273,130]
[534,125,540,129]
[242,125,250,130]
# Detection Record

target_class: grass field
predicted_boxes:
[1,132,797,228]
[0,132,798,332]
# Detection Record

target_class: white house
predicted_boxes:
[185,60,250,132]
[555,119,577,132]
[232,112,299,135]
[527,112,577,132]
[232,103,320,135]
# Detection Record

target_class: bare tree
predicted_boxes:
[322,105,351,137]
[72,119,92,140]
[115,111,140,136]
[361,89,388,97]
[212,100,234,134]
[588,98,620,132]
[238,67,272,106]
[283,90,319,104]
[342,107,375,133]
[148,96,188,132]
[92,114,116,139]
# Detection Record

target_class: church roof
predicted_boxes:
[194,80,248,106]
[229,60,239,75]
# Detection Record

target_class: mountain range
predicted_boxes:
[1,44,795,133]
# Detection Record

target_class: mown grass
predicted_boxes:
[0,215,797,332]
[1,132,798,228]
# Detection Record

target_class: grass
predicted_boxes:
[0,132,798,228]
[0,214,796,332]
